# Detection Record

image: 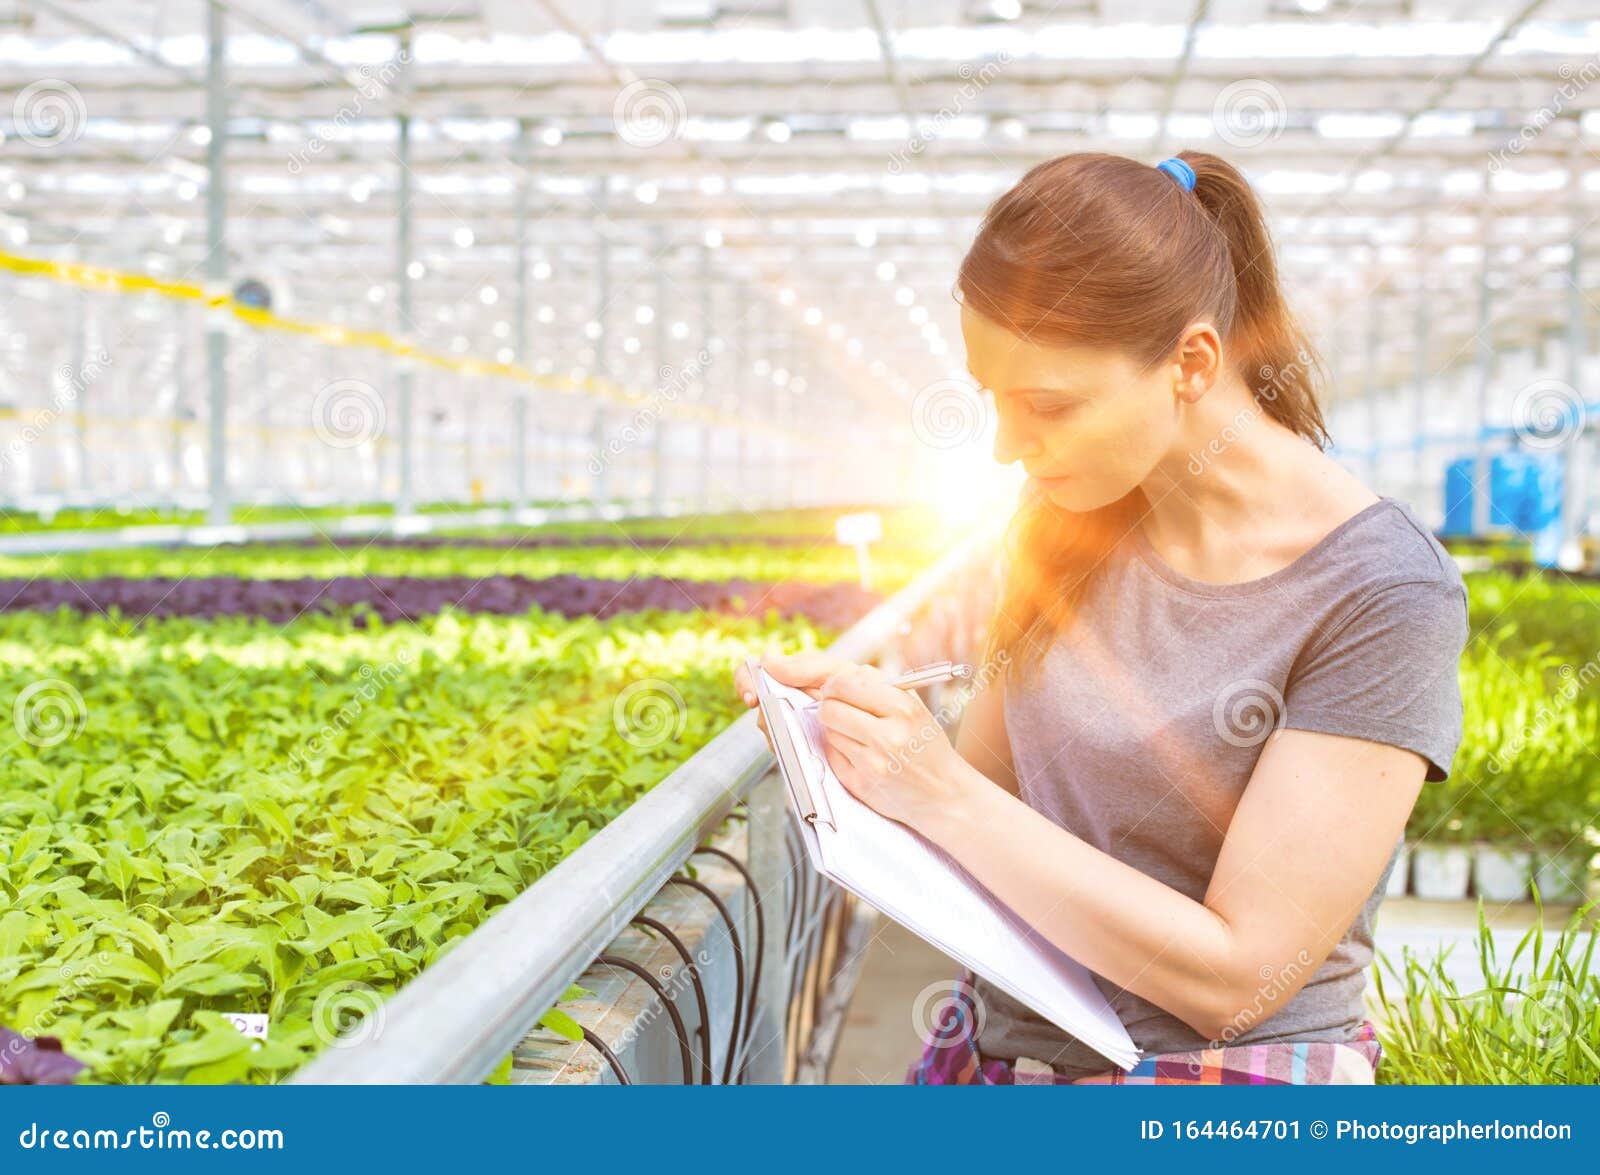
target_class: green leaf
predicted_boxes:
[537,1008,585,1043]
[157,1016,254,1071]
[250,797,295,843]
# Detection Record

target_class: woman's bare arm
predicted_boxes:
[916,728,1426,1042]
[951,674,1020,798]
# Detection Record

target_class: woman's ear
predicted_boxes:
[1173,322,1223,404]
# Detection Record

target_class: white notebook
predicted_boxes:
[747,660,1138,1071]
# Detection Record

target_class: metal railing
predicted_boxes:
[293,519,1000,1084]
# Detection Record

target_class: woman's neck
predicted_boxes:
[1135,379,1377,583]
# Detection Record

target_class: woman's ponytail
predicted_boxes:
[1179,150,1329,449]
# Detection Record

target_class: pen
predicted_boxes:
[885,659,974,690]
[797,659,973,709]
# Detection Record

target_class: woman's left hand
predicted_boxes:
[814,663,976,838]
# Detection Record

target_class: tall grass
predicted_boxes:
[1372,896,1600,1084]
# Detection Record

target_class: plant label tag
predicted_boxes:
[834,511,882,546]
[224,1013,269,1040]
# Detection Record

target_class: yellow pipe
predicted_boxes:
[0,250,796,436]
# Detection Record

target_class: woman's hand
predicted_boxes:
[734,652,978,837]
[732,650,857,756]
[811,662,978,839]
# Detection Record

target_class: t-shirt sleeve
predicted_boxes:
[1280,577,1469,781]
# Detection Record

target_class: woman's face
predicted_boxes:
[960,303,1183,512]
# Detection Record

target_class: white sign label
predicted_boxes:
[835,511,882,546]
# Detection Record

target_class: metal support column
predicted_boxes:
[698,246,714,513]
[742,772,791,1085]
[73,289,89,494]
[754,293,769,510]
[1363,290,1381,490]
[1472,237,1495,535]
[780,326,796,506]
[734,283,749,508]
[203,0,229,526]
[1411,275,1431,510]
[172,302,188,491]
[396,107,416,519]
[589,180,612,511]
[1562,139,1590,564]
[651,227,669,515]
[512,397,528,511]
[512,118,531,516]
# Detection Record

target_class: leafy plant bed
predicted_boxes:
[284,533,842,551]
[502,504,938,546]
[0,605,832,1083]
[0,574,884,628]
[0,540,940,593]
[1465,571,1600,662]
[0,498,594,535]
[0,501,927,544]
[1409,594,1600,881]
[1439,535,1533,563]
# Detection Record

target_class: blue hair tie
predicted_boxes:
[1156,157,1196,192]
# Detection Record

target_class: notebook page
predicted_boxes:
[763,669,1137,1068]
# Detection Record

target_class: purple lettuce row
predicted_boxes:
[0,574,884,630]
[0,1027,86,1085]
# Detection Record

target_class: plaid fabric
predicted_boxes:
[904,973,1382,1086]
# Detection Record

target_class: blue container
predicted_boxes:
[1525,453,1564,532]
[1527,452,1566,567]
[1442,457,1477,536]
[1489,451,1529,530]
[1486,449,1565,564]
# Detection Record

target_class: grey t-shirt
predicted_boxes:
[971,495,1469,1075]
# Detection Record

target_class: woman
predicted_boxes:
[733,150,1468,1085]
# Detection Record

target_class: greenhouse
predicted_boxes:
[0,0,1597,1154]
